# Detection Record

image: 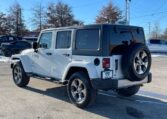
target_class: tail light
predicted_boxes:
[102,58,110,69]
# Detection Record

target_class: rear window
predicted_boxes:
[9,37,14,41]
[75,29,100,50]
[110,28,145,45]
[103,26,145,55]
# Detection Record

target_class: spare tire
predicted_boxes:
[122,43,151,81]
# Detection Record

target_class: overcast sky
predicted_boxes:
[1,0,167,38]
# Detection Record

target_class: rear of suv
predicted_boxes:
[11,24,152,108]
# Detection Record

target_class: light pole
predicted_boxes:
[125,0,131,25]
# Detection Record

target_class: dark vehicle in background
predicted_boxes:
[147,39,167,54]
[0,40,32,57]
[22,37,38,42]
[0,35,21,46]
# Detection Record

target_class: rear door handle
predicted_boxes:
[46,52,52,55]
[63,54,70,57]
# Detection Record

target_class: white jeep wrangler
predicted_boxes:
[11,24,152,108]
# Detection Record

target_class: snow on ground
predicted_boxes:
[0,56,11,63]
[151,53,167,58]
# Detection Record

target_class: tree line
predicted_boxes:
[150,23,167,40]
[0,1,123,36]
[1,1,166,40]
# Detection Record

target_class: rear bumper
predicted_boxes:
[91,73,152,90]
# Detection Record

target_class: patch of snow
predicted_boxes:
[151,53,167,58]
[0,56,11,63]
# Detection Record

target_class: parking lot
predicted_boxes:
[0,56,167,119]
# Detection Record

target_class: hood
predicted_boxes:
[20,49,34,55]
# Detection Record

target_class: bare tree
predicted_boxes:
[47,1,82,27]
[95,2,122,24]
[0,12,10,35]
[32,3,46,31]
[161,28,167,40]
[8,2,26,36]
[150,23,161,39]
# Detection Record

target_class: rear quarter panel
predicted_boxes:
[62,55,124,82]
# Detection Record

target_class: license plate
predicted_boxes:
[102,70,113,79]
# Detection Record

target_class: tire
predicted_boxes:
[116,85,140,97]
[12,61,30,87]
[122,43,151,81]
[67,71,97,108]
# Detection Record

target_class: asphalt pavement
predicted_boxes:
[0,56,167,119]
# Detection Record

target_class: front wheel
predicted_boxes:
[12,62,30,87]
[116,85,140,97]
[67,71,97,108]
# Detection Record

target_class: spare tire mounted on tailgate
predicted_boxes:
[122,43,151,81]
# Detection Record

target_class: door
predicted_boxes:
[31,32,53,77]
[50,30,72,79]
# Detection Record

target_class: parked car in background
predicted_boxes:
[22,37,38,42]
[0,40,32,57]
[0,35,21,46]
[147,39,167,54]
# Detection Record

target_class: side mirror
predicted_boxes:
[32,42,38,52]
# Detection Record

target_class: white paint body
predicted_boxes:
[12,49,124,82]
[11,28,149,89]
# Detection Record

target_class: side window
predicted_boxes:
[15,42,22,45]
[56,31,71,49]
[9,37,14,41]
[39,32,52,49]
[76,29,100,50]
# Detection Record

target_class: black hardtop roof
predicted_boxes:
[42,24,143,32]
